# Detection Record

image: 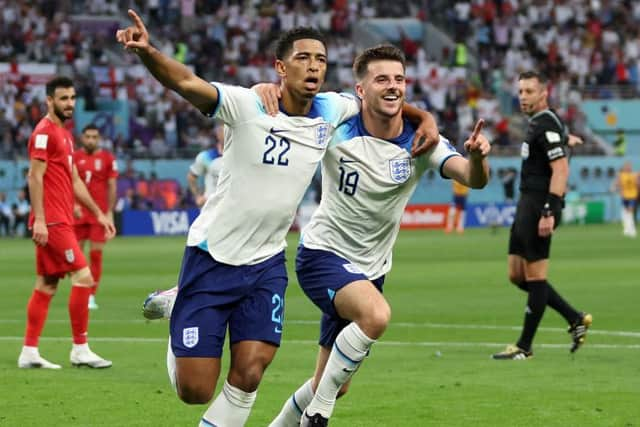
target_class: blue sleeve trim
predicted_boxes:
[439,153,461,179]
[205,83,222,117]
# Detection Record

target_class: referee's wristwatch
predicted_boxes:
[541,203,554,218]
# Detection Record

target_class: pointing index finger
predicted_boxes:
[470,119,485,141]
[128,9,145,31]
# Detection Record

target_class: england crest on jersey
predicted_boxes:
[315,123,330,148]
[64,249,75,263]
[389,158,411,183]
[183,327,199,348]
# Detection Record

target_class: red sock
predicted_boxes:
[69,286,92,344]
[24,289,53,347]
[89,250,103,295]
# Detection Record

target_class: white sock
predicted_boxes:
[457,211,466,231]
[166,337,177,391]
[268,378,314,427]
[305,323,375,419]
[622,210,631,233]
[446,206,456,229]
[200,380,257,427]
[72,343,90,352]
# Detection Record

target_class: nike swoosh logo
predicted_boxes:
[342,367,355,373]
[270,127,287,134]
[339,157,358,164]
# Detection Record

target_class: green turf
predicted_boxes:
[1,224,639,426]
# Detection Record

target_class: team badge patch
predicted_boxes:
[183,327,199,348]
[342,263,364,274]
[95,159,102,170]
[35,134,48,149]
[389,158,411,183]
[315,124,330,147]
[521,142,529,159]
[64,249,75,263]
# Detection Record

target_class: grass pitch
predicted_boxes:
[1,224,638,426]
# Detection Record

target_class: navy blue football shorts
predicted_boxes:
[170,246,287,358]
[296,245,384,348]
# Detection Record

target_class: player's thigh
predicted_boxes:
[74,224,90,242]
[88,224,107,245]
[333,280,390,324]
[508,254,526,284]
[36,224,87,278]
[523,259,549,281]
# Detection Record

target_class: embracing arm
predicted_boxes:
[116,9,218,114]
[401,103,439,157]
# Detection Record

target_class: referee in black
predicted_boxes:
[493,71,592,360]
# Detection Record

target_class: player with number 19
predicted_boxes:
[266,45,491,426]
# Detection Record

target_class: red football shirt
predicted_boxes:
[73,148,118,224]
[28,117,75,226]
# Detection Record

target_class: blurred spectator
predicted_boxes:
[11,189,30,237]
[613,128,627,156]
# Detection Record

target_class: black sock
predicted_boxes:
[546,282,580,324]
[516,281,529,292]
[517,280,549,352]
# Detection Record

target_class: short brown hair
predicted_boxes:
[45,76,74,97]
[352,45,406,80]
[518,70,548,84]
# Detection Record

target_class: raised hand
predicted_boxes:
[115,9,151,53]
[463,119,490,158]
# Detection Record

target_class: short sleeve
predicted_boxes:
[207,82,265,125]
[189,152,206,176]
[314,92,360,126]
[28,132,51,162]
[419,135,461,178]
[533,114,567,161]
[108,153,119,179]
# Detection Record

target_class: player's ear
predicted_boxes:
[275,59,286,78]
[355,82,364,99]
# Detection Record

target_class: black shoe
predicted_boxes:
[300,411,329,426]
[491,344,533,360]
[568,312,593,353]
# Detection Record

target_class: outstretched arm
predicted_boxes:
[116,9,218,114]
[442,119,490,189]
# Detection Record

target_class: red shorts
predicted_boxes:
[36,223,87,278]
[74,223,107,243]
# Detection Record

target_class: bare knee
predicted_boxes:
[508,272,522,286]
[228,361,268,392]
[176,381,214,404]
[359,302,391,339]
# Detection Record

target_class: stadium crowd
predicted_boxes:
[1,0,637,221]
[3,0,637,160]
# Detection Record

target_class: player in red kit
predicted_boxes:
[18,76,116,370]
[73,124,118,310]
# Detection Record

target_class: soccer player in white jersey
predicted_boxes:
[117,11,438,427]
[188,133,223,207]
[266,45,491,426]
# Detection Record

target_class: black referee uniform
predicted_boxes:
[509,109,568,261]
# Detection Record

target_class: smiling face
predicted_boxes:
[518,77,548,116]
[276,38,327,100]
[356,59,406,118]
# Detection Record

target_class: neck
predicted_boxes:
[280,84,313,116]
[46,112,64,127]
[361,106,403,139]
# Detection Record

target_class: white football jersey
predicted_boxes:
[189,149,223,197]
[187,83,359,265]
[301,114,460,279]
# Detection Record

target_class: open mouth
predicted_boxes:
[304,77,319,88]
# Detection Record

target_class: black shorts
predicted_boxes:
[508,192,561,261]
